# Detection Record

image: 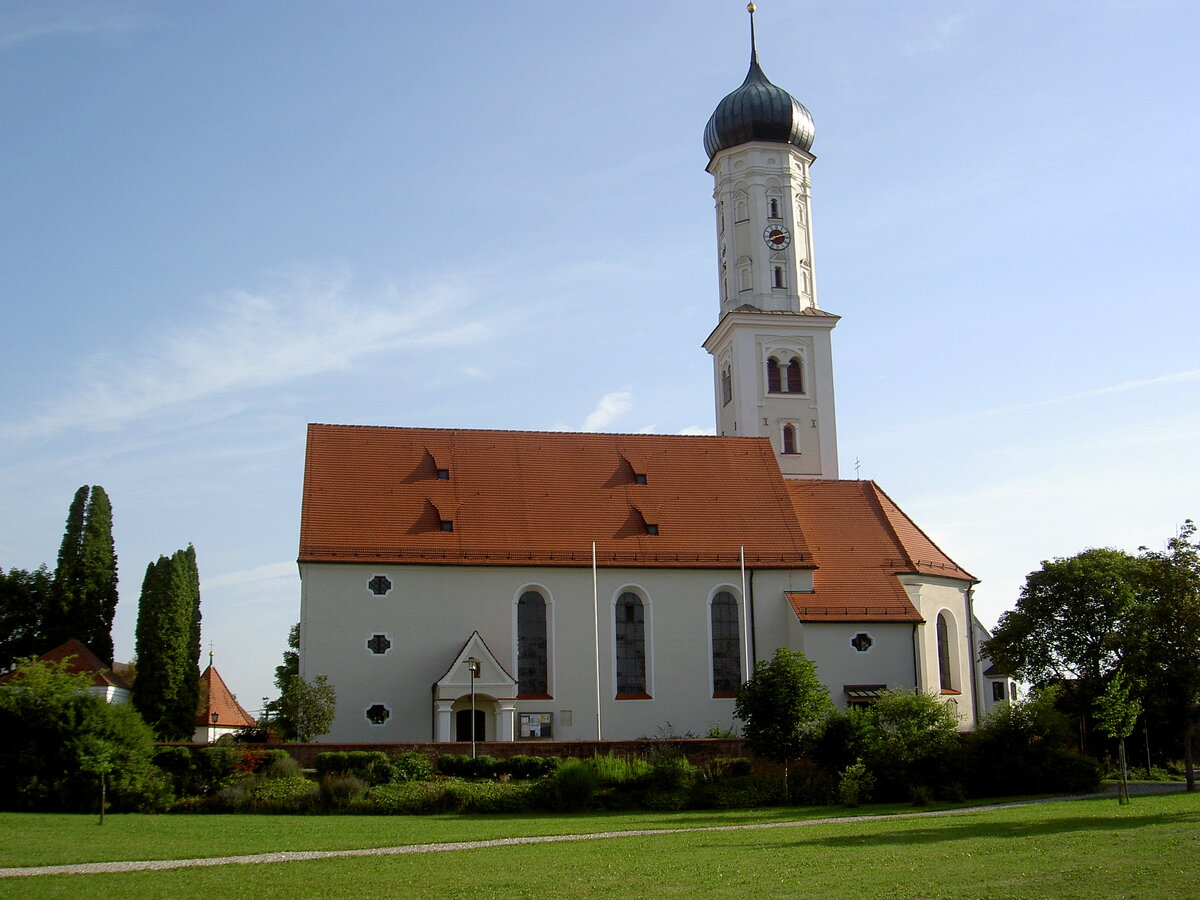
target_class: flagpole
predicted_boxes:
[593,540,602,740]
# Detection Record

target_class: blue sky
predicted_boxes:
[2,1,1197,713]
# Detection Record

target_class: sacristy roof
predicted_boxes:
[196,665,257,729]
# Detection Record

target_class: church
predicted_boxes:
[297,10,988,743]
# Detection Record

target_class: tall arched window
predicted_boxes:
[772,265,785,289]
[710,591,741,696]
[615,591,647,697]
[937,613,953,691]
[766,356,782,393]
[781,424,797,454]
[517,590,548,697]
[768,197,780,218]
[721,367,733,406]
[786,357,803,393]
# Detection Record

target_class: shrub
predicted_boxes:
[837,758,874,807]
[315,751,393,786]
[0,659,168,812]
[649,755,698,790]
[436,754,471,778]
[391,750,435,782]
[589,753,650,786]
[499,754,558,780]
[320,773,367,808]
[247,775,319,813]
[259,752,303,780]
[554,758,598,810]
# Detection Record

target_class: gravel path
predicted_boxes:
[1,784,1190,879]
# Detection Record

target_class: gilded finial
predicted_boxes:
[747,2,756,11]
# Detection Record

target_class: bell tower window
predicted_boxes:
[768,197,780,218]
[781,423,797,455]
[766,356,782,393]
[786,357,803,393]
[772,265,785,289]
[721,366,733,406]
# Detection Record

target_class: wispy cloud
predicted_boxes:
[902,12,972,56]
[0,5,147,51]
[3,271,496,441]
[203,561,296,590]
[582,391,632,432]
[677,425,716,436]
[960,368,1200,424]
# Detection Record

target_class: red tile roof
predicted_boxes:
[32,639,130,690]
[300,425,814,569]
[196,665,257,729]
[783,480,973,623]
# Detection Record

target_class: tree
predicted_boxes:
[277,673,336,743]
[131,546,202,740]
[0,658,164,812]
[983,547,1145,749]
[1124,520,1200,791]
[0,566,52,670]
[262,623,300,737]
[734,647,831,781]
[46,486,119,664]
[1094,669,1142,804]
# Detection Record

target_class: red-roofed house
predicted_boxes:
[194,662,258,743]
[13,639,132,704]
[296,23,983,742]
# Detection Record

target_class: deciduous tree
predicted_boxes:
[734,647,831,774]
[0,566,51,670]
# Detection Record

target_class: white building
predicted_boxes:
[297,11,983,743]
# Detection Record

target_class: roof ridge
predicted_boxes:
[307,423,767,443]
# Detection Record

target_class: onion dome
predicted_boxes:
[703,7,814,159]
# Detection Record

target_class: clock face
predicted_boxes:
[763,225,791,249]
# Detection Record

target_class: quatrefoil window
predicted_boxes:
[365,704,390,725]
[367,634,392,655]
[851,633,874,652]
[368,575,392,596]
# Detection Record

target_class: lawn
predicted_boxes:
[2,793,1197,899]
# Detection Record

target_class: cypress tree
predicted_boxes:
[131,546,202,741]
[47,486,119,663]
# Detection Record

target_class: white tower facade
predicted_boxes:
[701,14,839,479]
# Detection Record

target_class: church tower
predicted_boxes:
[701,4,839,479]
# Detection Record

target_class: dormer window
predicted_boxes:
[634,473,647,485]
[436,468,450,481]
[440,520,454,532]
[645,523,659,536]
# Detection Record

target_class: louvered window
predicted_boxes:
[766,357,782,393]
[786,357,803,392]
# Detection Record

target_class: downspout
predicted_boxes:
[965,583,981,729]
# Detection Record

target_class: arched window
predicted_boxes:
[615,591,647,697]
[786,357,803,393]
[721,367,733,406]
[937,613,953,691]
[711,591,741,696]
[766,357,782,393]
[782,423,797,454]
[517,590,548,697]
[768,197,780,218]
[772,265,785,289]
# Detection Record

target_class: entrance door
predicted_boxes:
[455,709,486,742]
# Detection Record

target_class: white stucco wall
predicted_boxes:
[903,576,978,730]
[300,562,977,741]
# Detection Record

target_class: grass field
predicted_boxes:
[2,793,1197,899]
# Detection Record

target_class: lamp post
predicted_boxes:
[210,712,219,743]
[466,658,481,759]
